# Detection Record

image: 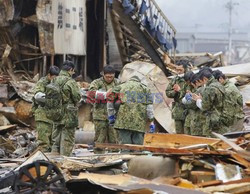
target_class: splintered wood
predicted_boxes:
[95,133,250,193]
[143,133,230,149]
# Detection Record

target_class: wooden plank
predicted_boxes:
[196,180,222,188]
[212,132,250,161]
[191,171,216,184]
[143,133,230,149]
[231,153,250,168]
[190,171,215,176]
[223,177,250,185]
[199,182,250,193]
[0,124,16,132]
[95,143,230,156]
[212,132,244,151]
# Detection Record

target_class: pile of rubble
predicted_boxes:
[0,77,37,159]
[0,59,249,193]
[1,132,250,193]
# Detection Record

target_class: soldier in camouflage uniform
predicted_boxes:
[213,70,245,131]
[51,61,81,156]
[183,73,206,136]
[88,66,119,145]
[181,71,195,135]
[166,65,189,134]
[112,76,154,145]
[193,70,227,137]
[32,66,60,152]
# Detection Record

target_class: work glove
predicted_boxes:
[149,123,156,133]
[95,90,107,100]
[34,92,46,103]
[108,115,116,125]
[185,93,192,102]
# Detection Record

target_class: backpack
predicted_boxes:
[44,77,70,121]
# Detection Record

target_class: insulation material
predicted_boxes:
[52,0,86,55]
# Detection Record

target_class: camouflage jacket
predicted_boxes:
[202,77,225,112]
[55,70,81,107]
[183,85,197,132]
[221,79,245,125]
[166,76,187,120]
[113,78,153,133]
[53,70,81,128]
[32,76,51,123]
[201,77,225,129]
[190,86,206,136]
[89,77,120,121]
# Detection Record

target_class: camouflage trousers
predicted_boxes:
[116,129,144,145]
[36,121,53,152]
[202,117,229,137]
[190,111,205,136]
[184,112,192,135]
[227,118,244,132]
[174,120,184,134]
[51,124,76,156]
[93,120,118,143]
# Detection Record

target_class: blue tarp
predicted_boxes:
[139,0,148,15]
[172,37,177,49]
[142,16,156,37]
[156,26,173,50]
[122,0,135,14]
[107,0,113,4]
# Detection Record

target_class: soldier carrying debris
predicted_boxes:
[32,66,60,152]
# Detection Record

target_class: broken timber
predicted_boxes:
[143,133,230,149]
[95,143,230,156]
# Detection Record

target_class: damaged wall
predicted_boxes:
[0,0,87,80]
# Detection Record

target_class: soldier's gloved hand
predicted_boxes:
[80,88,88,103]
[34,92,46,103]
[185,93,192,101]
[95,90,107,100]
[108,115,116,125]
[149,122,156,133]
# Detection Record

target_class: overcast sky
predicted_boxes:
[155,0,250,33]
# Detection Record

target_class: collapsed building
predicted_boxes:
[1,0,250,193]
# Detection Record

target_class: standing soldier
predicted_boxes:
[112,76,155,145]
[213,70,245,131]
[88,65,119,146]
[181,71,194,135]
[32,66,60,152]
[51,61,81,156]
[166,65,189,134]
[183,73,205,136]
[193,70,227,137]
